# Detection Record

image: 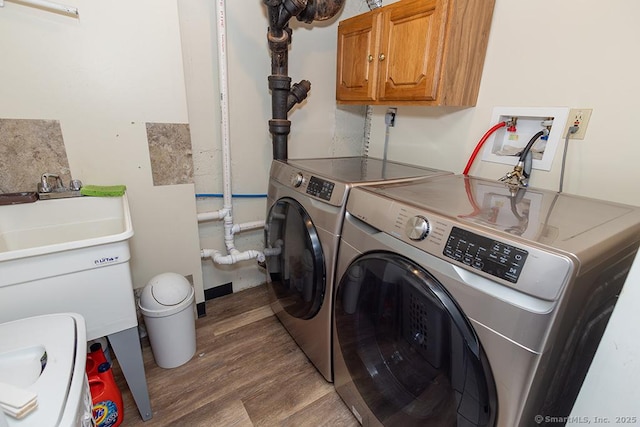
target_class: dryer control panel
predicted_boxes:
[306,176,335,201]
[444,227,528,283]
[269,161,348,207]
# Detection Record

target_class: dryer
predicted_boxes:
[333,174,640,426]
[264,156,451,382]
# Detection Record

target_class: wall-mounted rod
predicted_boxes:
[0,0,79,16]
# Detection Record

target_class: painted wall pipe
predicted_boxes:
[223,213,238,254]
[214,0,233,212]
[201,249,266,265]
[195,193,267,198]
[264,246,282,257]
[197,208,229,223]
[232,221,265,234]
[198,212,263,234]
[0,0,78,16]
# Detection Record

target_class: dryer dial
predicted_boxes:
[291,172,305,188]
[406,216,430,241]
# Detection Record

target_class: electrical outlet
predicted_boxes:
[564,108,592,140]
[385,108,397,127]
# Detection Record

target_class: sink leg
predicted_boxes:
[108,327,153,421]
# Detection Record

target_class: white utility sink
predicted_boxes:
[0,194,132,262]
[0,194,135,337]
[0,194,153,421]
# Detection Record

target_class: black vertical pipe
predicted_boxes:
[263,0,345,161]
[267,25,292,161]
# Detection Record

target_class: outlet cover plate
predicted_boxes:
[564,108,593,140]
[481,106,569,171]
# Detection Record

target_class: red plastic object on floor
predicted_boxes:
[87,345,124,427]
[86,342,108,377]
[89,362,124,427]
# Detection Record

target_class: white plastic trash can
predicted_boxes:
[138,273,196,369]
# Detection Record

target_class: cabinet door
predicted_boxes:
[336,11,381,102]
[378,0,446,102]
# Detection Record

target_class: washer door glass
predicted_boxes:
[335,252,496,427]
[265,197,326,320]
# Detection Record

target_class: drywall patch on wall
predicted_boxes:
[333,105,367,157]
[0,118,70,193]
[146,122,194,186]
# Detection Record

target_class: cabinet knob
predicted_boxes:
[379,53,386,61]
[368,54,374,62]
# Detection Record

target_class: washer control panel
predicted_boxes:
[346,187,572,301]
[444,226,528,283]
[306,176,335,201]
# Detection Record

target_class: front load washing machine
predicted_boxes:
[264,156,451,382]
[333,174,640,426]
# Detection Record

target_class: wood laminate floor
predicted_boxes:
[114,284,359,427]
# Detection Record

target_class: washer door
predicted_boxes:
[265,197,326,320]
[335,252,497,427]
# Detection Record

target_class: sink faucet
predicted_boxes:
[38,173,64,193]
[37,173,83,199]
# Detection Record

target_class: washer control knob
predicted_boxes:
[405,216,430,241]
[291,172,304,188]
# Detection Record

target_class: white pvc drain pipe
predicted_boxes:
[199,0,265,265]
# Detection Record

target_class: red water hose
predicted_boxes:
[462,121,507,176]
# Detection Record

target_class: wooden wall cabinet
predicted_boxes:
[336,0,495,106]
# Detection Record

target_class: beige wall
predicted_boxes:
[0,0,204,302]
